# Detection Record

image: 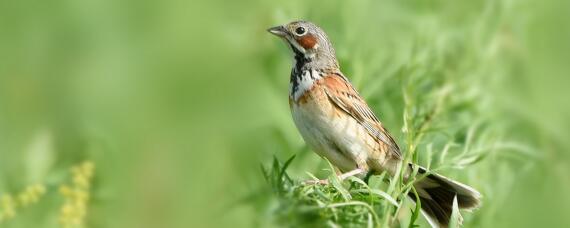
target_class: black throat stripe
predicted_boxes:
[289,43,313,97]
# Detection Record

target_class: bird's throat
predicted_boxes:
[289,44,323,102]
[290,68,321,102]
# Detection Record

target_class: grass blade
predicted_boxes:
[449,195,462,228]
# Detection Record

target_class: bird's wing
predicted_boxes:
[321,73,401,159]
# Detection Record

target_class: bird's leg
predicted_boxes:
[303,179,329,185]
[303,168,365,185]
[338,168,365,180]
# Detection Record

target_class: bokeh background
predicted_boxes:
[1,0,569,227]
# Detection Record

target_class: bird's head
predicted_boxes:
[268,21,338,70]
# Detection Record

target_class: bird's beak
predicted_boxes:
[267,25,288,37]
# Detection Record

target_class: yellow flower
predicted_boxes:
[58,161,95,228]
[73,175,89,189]
[1,195,16,219]
[59,185,73,197]
[18,192,31,206]
[0,183,47,224]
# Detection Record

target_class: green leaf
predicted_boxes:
[25,129,54,183]
[407,187,421,228]
[260,163,269,182]
[279,154,296,185]
[324,159,351,201]
[449,195,462,228]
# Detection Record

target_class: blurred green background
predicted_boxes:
[1,0,569,227]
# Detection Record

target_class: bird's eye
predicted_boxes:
[295,27,306,35]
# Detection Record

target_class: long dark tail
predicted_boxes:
[408,165,481,227]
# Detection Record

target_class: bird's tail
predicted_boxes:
[408,165,481,227]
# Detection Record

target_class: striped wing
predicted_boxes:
[321,73,401,159]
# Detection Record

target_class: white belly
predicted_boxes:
[291,99,372,172]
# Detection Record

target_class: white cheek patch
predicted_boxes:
[286,36,306,54]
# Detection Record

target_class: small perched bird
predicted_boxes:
[268,21,481,227]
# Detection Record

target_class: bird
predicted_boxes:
[268,20,481,227]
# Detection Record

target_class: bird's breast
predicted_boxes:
[290,84,380,172]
